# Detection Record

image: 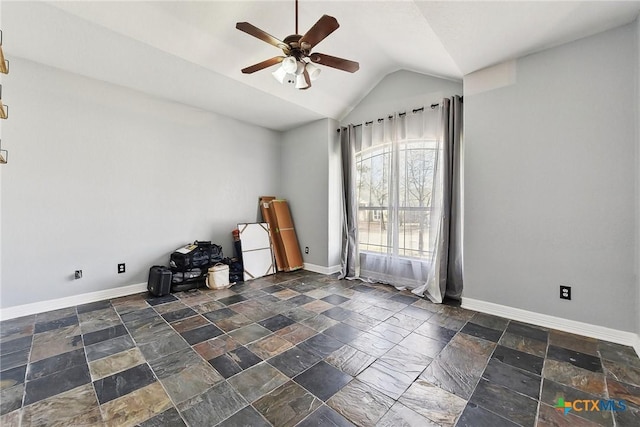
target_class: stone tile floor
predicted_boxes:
[1,270,639,426]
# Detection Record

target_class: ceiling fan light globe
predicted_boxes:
[306,63,321,81]
[272,65,288,84]
[282,57,298,74]
[295,61,306,75]
[295,73,310,89]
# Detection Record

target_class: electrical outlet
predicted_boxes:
[305,246,309,254]
[118,263,126,274]
[560,285,571,300]
[74,270,82,279]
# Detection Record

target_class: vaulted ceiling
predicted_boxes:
[3,1,639,131]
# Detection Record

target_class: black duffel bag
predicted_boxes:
[170,241,223,270]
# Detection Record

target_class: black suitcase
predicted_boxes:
[170,241,223,270]
[148,266,172,297]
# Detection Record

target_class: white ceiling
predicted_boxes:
[3,1,640,131]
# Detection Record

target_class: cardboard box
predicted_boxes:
[269,199,303,271]
[259,196,287,272]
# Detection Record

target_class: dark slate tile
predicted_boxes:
[138,407,186,427]
[505,321,549,343]
[23,363,91,405]
[121,307,158,324]
[77,300,112,314]
[357,359,421,400]
[93,363,157,404]
[147,347,202,380]
[399,305,434,322]
[268,346,323,378]
[0,335,32,356]
[607,378,640,409]
[389,294,418,305]
[258,314,296,332]
[456,402,520,427]
[369,322,411,345]
[297,404,354,427]
[413,322,456,343]
[0,383,23,415]
[397,332,447,358]
[349,332,396,358]
[322,307,353,322]
[294,361,352,401]
[0,364,26,389]
[161,308,198,323]
[547,345,603,373]
[203,307,237,323]
[541,379,614,425]
[178,381,247,426]
[227,346,263,370]
[82,324,128,346]
[549,330,599,356]
[613,402,640,427]
[218,295,248,306]
[0,315,35,340]
[217,405,270,427]
[470,313,510,331]
[493,345,544,375]
[288,295,316,306]
[461,322,503,342]
[27,348,86,381]
[598,341,640,368]
[353,284,376,294]
[138,333,190,363]
[470,378,537,427]
[298,334,344,358]
[227,362,289,403]
[481,358,541,399]
[421,333,495,400]
[85,334,136,362]
[34,315,78,334]
[146,294,178,306]
[262,285,285,294]
[323,323,362,344]
[290,282,320,293]
[321,295,350,306]
[180,324,223,345]
[1,348,30,372]
[254,380,322,426]
[209,354,243,379]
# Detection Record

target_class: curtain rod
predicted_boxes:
[336,97,462,132]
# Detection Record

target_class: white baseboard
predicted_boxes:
[462,297,640,356]
[303,263,341,275]
[0,283,148,321]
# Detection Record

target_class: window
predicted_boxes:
[356,138,436,260]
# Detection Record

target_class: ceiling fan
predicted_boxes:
[236,0,359,90]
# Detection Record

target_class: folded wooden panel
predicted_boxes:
[259,196,287,272]
[269,200,303,271]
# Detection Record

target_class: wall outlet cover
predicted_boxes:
[560,285,571,300]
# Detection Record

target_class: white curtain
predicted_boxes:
[340,97,463,303]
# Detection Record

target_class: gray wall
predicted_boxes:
[0,58,281,308]
[342,70,463,125]
[636,17,640,337]
[464,24,637,332]
[280,118,339,269]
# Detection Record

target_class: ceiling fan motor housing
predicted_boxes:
[283,35,311,59]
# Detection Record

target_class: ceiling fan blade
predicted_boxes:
[236,22,290,53]
[299,15,339,49]
[309,53,359,73]
[300,68,312,90]
[241,57,285,74]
